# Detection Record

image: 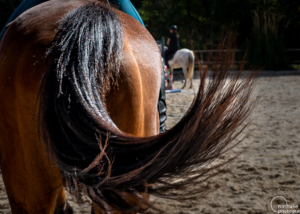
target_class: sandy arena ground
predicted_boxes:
[0,70,299,213]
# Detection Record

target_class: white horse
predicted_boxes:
[166,49,195,89]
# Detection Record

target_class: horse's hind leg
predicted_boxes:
[54,188,73,214]
[182,66,187,89]
[0,89,69,213]
[91,195,148,214]
[0,161,64,213]
[168,67,174,87]
[91,201,123,214]
[189,76,194,89]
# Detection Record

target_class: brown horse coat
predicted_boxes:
[0,0,160,213]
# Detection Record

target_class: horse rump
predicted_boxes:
[39,1,256,212]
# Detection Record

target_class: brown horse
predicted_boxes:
[0,0,256,213]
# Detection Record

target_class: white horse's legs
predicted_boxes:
[189,72,193,89]
[168,67,174,86]
[188,59,194,89]
[182,66,188,89]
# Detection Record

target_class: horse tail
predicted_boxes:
[187,50,195,80]
[39,2,256,212]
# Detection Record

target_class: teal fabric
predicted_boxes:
[113,0,145,27]
[0,0,144,40]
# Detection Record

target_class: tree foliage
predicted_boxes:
[132,0,299,48]
[0,0,23,33]
[132,0,300,69]
[1,0,300,68]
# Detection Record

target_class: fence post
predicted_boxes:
[161,37,165,60]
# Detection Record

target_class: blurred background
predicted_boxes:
[1,0,300,69]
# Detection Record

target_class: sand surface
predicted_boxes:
[0,71,299,213]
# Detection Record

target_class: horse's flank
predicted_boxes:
[0,0,161,213]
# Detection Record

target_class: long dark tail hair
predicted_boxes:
[39,2,256,213]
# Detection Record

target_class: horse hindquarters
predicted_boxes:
[0,28,67,213]
[37,1,256,214]
[0,0,94,213]
[39,2,256,214]
[39,2,161,213]
[0,0,160,213]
